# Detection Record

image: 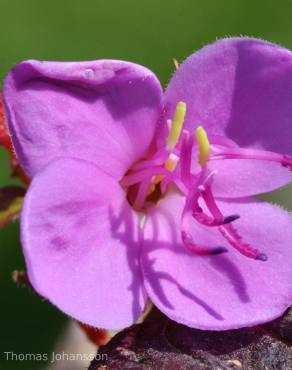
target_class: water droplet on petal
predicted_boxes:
[84,68,94,78]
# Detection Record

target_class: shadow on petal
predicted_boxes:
[227,40,292,155]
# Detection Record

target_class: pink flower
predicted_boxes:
[3,37,292,330]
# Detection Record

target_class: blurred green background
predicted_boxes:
[1,0,292,369]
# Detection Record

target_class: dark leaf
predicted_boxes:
[12,270,33,289]
[0,186,25,228]
[262,308,292,342]
[0,93,30,185]
[0,93,13,153]
[89,307,292,370]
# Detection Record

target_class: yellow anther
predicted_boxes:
[166,101,186,149]
[165,154,179,172]
[153,153,179,184]
[195,126,210,166]
[147,154,179,195]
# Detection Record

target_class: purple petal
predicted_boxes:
[208,158,292,198]
[4,60,163,179]
[165,38,292,195]
[21,157,146,329]
[141,191,292,330]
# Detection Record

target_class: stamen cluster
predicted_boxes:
[122,101,292,261]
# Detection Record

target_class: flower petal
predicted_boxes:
[4,60,163,179]
[141,191,292,330]
[21,157,146,329]
[208,158,292,198]
[165,37,292,194]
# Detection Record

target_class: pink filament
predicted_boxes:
[180,132,194,187]
[187,172,239,227]
[181,230,227,256]
[121,167,173,187]
[211,147,292,170]
[199,177,267,261]
[131,148,169,171]
[181,188,227,255]
[219,223,267,261]
[133,179,151,210]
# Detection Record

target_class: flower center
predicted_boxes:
[121,101,292,261]
[121,101,187,210]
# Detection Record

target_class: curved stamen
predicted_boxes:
[192,127,267,260]
[211,147,292,170]
[191,170,240,228]
[193,204,239,227]
[219,224,268,261]
[199,181,239,224]
[200,181,267,261]
[181,230,227,256]
[181,189,227,255]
